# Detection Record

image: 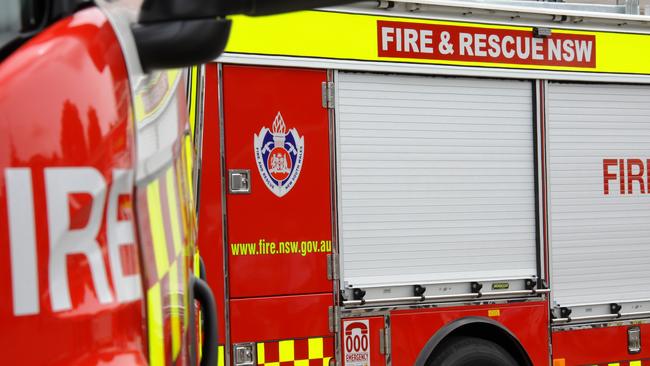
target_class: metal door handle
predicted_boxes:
[229,169,251,194]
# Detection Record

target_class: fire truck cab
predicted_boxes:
[0,0,226,363]
[1,0,355,364]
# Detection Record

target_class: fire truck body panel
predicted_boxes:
[552,322,650,366]
[197,3,650,365]
[202,63,336,365]
[230,293,333,341]
[222,64,333,298]
[389,301,550,366]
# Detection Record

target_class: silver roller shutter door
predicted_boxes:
[335,71,537,289]
[547,82,650,308]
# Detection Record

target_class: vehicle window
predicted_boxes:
[0,1,21,49]
[0,0,46,59]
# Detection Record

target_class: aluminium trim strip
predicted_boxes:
[217,54,650,85]
[343,289,550,306]
[552,310,650,324]
[337,0,650,23]
[345,276,536,290]
[559,298,650,308]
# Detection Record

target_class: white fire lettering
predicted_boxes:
[5,167,142,316]
[546,39,594,63]
[381,26,435,54]
[379,22,595,67]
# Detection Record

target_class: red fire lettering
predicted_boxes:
[627,159,645,194]
[603,159,618,195]
[618,159,626,194]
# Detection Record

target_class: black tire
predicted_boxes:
[427,336,520,366]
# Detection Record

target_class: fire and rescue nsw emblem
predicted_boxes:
[254,112,305,197]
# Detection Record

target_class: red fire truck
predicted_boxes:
[0,0,350,365]
[195,1,650,365]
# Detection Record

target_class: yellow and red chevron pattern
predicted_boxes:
[587,362,650,366]
[257,337,334,366]
[137,158,193,366]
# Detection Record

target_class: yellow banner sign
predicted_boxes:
[225,10,650,75]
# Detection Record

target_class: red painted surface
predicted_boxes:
[377,20,596,68]
[197,63,227,342]
[552,323,650,365]
[390,301,550,366]
[0,7,146,366]
[341,316,386,366]
[229,293,332,342]
[222,65,332,298]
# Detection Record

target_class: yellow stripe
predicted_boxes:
[147,180,170,277]
[608,363,620,366]
[166,167,183,256]
[183,134,194,200]
[189,66,198,138]
[323,357,331,366]
[147,283,164,366]
[218,346,225,366]
[169,261,181,360]
[308,337,323,359]
[183,252,190,331]
[194,252,201,278]
[257,343,265,364]
[295,360,309,366]
[279,340,294,362]
[175,160,191,247]
[630,362,642,366]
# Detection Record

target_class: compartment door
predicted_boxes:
[547,82,650,315]
[223,65,332,298]
[336,71,537,291]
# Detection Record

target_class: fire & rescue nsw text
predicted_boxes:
[230,239,332,256]
[378,20,596,68]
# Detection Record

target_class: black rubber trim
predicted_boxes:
[193,276,218,366]
[414,316,532,366]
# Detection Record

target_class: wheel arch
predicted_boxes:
[414,316,533,366]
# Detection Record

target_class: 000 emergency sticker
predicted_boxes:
[343,320,370,366]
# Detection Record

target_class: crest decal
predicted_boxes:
[254,112,305,197]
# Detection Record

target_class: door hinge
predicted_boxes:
[328,306,340,333]
[321,81,334,109]
[327,253,340,280]
[378,314,392,363]
[382,326,391,356]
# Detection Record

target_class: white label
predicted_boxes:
[343,319,370,366]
